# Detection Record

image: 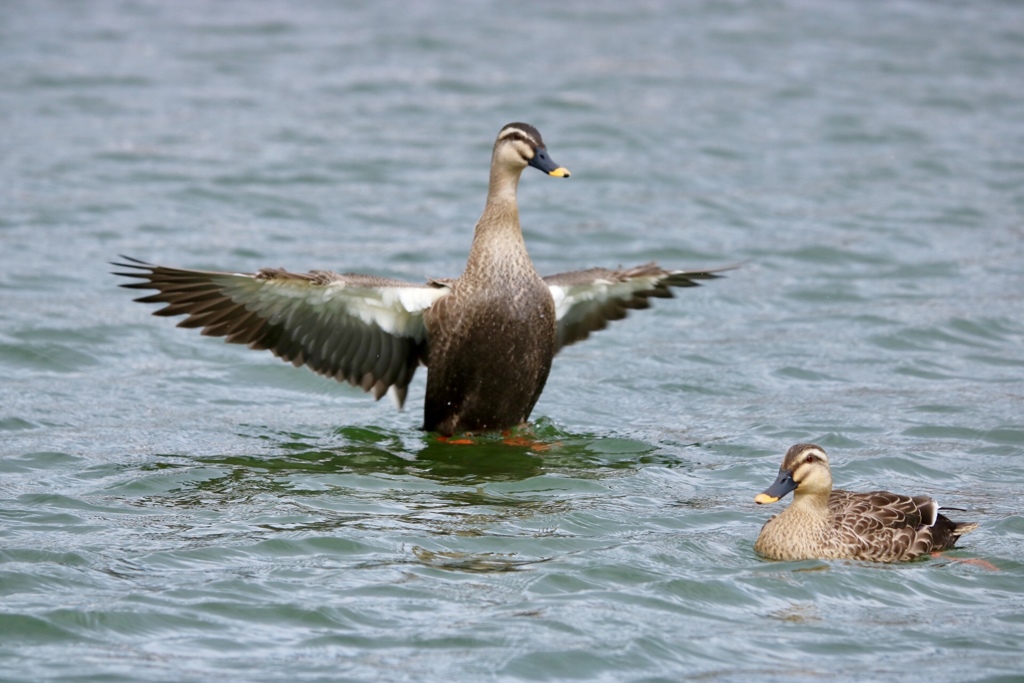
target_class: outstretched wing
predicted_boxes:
[113,257,450,407]
[543,262,727,352]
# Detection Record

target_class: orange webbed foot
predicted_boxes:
[930,552,999,571]
[436,435,475,446]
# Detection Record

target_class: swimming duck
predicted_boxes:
[754,443,978,562]
[115,123,724,436]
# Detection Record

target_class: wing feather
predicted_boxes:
[113,256,449,407]
[829,489,941,561]
[544,262,729,351]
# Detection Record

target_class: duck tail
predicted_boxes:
[951,521,979,537]
[929,513,977,551]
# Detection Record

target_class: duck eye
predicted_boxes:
[804,455,815,464]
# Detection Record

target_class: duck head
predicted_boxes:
[493,123,571,178]
[755,443,833,504]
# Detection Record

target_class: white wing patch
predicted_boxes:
[320,281,446,338]
[220,275,448,340]
[542,263,725,352]
[549,278,657,322]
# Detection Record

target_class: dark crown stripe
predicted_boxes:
[498,122,542,148]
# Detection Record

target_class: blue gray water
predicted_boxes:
[2,1,1024,681]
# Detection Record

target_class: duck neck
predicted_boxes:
[789,489,832,525]
[465,165,532,277]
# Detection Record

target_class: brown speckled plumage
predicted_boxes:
[113,123,726,436]
[417,124,559,434]
[754,444,978,562]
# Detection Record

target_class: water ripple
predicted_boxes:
[3,1,1024,681]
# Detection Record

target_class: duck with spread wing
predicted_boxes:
[115,123,726,436]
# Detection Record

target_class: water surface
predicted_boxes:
[2,2,1023,681]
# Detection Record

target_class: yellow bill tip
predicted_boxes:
[755,493,779,505]
[548,167,571,178]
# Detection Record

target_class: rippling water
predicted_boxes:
[2,2,1024,681]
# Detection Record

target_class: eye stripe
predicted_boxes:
[781,444,830,478]
[498,131,534,146]
[497,122,543,148]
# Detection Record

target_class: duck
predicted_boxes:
[753,443,978,562]
[114,122,725,436]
